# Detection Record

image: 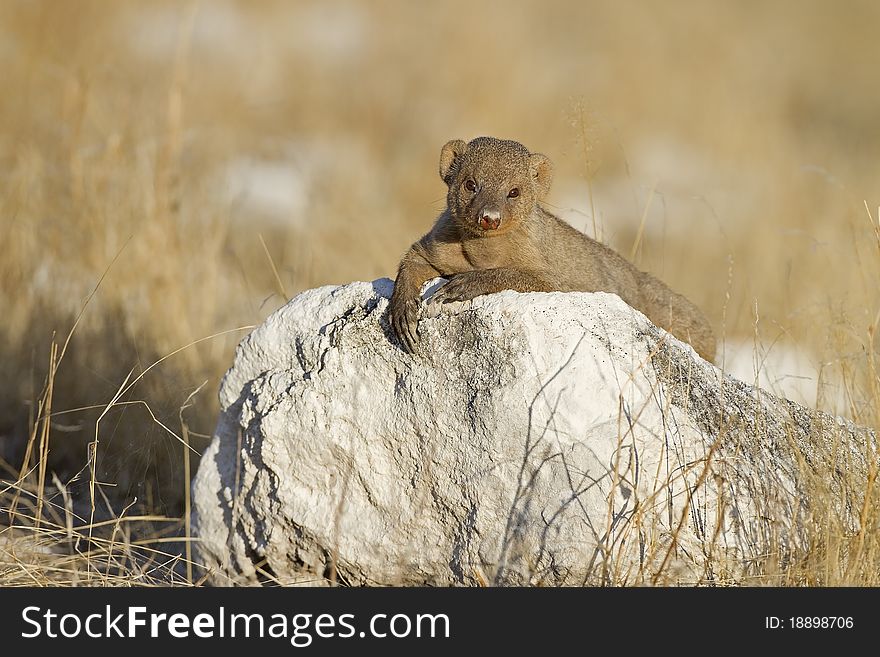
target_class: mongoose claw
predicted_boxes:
[389,296,419,353]
[429,273,486,305]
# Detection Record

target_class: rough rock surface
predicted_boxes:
[192,278,873,586]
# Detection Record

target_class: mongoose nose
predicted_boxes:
[479,213,501,231]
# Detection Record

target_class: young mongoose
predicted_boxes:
[389,137,716,362]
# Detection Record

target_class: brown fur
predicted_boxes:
[389,136,716,361]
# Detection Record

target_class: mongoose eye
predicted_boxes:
[464,179,477,193]
[507,188,520,199]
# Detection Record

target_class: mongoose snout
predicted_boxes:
[389,136,717,362]
[471,186,505,231]
[478,209,501,231]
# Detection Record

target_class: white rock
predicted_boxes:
[192,279,872,585]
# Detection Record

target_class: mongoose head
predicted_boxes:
[439,136,553,237]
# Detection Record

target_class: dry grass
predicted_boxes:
[1,0,878,585]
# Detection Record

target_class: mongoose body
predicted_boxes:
[389,137,716,361]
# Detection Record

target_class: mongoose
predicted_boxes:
[389,136,716,361]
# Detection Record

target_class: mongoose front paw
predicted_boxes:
[389,295,420,353]
[429,272,490,304]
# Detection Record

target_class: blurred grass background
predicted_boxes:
[1,0,878,526]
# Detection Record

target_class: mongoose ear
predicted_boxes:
[529,153,553,199]
[439,139,469,185]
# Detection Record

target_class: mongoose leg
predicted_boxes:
[430,268,552,304]
[389,251,441,353]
